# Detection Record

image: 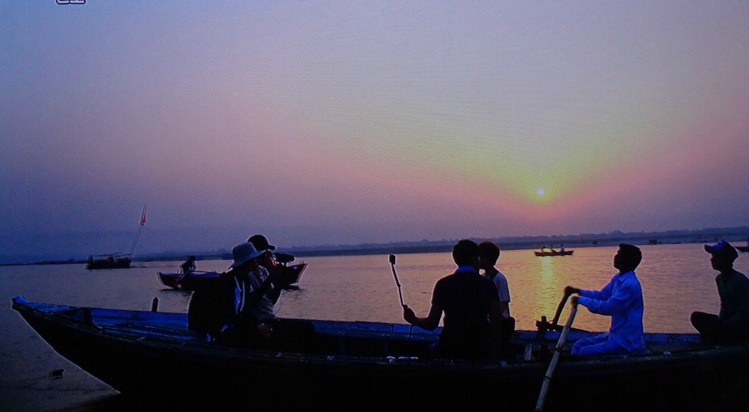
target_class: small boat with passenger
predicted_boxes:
[158,253,307,291]
[534,246,574,257]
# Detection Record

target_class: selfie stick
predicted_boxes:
[389,254,405,308]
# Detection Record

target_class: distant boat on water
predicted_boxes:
[158,254,308,291]
[86,204,147,270]
[534,246,574,257]
[86,253,132,269]
[737,239,749,253]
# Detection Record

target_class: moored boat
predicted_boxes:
[86,253,132,269]
[86,205,146,270]
[11,296,749,411]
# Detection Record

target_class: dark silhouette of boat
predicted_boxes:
[534,247,574,257]
[12,295,749,411]
[86,204,146,270]
[158,270,218,290]
[86,253,132,269]
[737,239,749,253]
[158,262,307,291]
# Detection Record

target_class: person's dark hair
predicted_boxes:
[618,243,642,269]
[452,239,479,266]
[478,241,500,265]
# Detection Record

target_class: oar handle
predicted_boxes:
[551,290,572,327]
[556,302,578,348]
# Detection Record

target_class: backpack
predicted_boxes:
[187,275,225,337]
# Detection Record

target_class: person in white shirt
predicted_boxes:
[478,241,515,352]
[566,244,647,356]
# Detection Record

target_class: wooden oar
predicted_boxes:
[535,300,578,412]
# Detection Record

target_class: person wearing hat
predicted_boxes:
[691,240,749,344]
[248,234,278,272]
[189,241,279,347]
[248,234,276,252]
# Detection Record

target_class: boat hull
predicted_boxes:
[534,250,574,257]
[86,254,132,269]
[158,271,219,290]
[269,262,307,287]
[11,296,749,410]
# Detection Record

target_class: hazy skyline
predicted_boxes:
[2,2,749,262]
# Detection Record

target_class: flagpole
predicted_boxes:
[129,204,147,255]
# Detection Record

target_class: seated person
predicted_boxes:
[180,255,197,276]
[691,240,749,344]
[566,244,647,356]
[403,239,502,360]
[478,241,515,351]
[188,242,275,346]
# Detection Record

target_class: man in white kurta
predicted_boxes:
[566,244,647,356]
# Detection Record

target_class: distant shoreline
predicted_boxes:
[3,227,748,267]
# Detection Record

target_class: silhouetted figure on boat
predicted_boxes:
[248,234,277,271]
[403,239,502,360]
[188,241,313,350]
[188,242,276,346]
[691,240,749,344]
[180,256,197,276]
[478,241,515,352]
[565,243,647,356]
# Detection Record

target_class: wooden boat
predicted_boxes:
[158,262,307,291]
[158,270,219,290]
[269,260,308,288]
[534,249,574,257]
[11,295,749,411]
[86,253,132,269]
[86,205,146,270]
[737,239,749,253]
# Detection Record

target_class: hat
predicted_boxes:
[704,240,738,261]
[229,242,264,268]
[248,234,276,251]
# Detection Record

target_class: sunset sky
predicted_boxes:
[2,2,749,261]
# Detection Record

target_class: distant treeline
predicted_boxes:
[2,226,748,267]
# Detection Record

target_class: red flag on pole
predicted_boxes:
[139,204,147,226]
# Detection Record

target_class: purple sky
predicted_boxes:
[2,2,749,261]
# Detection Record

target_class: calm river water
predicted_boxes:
[2,243,747,411]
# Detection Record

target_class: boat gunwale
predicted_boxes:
[12,295,740,371]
